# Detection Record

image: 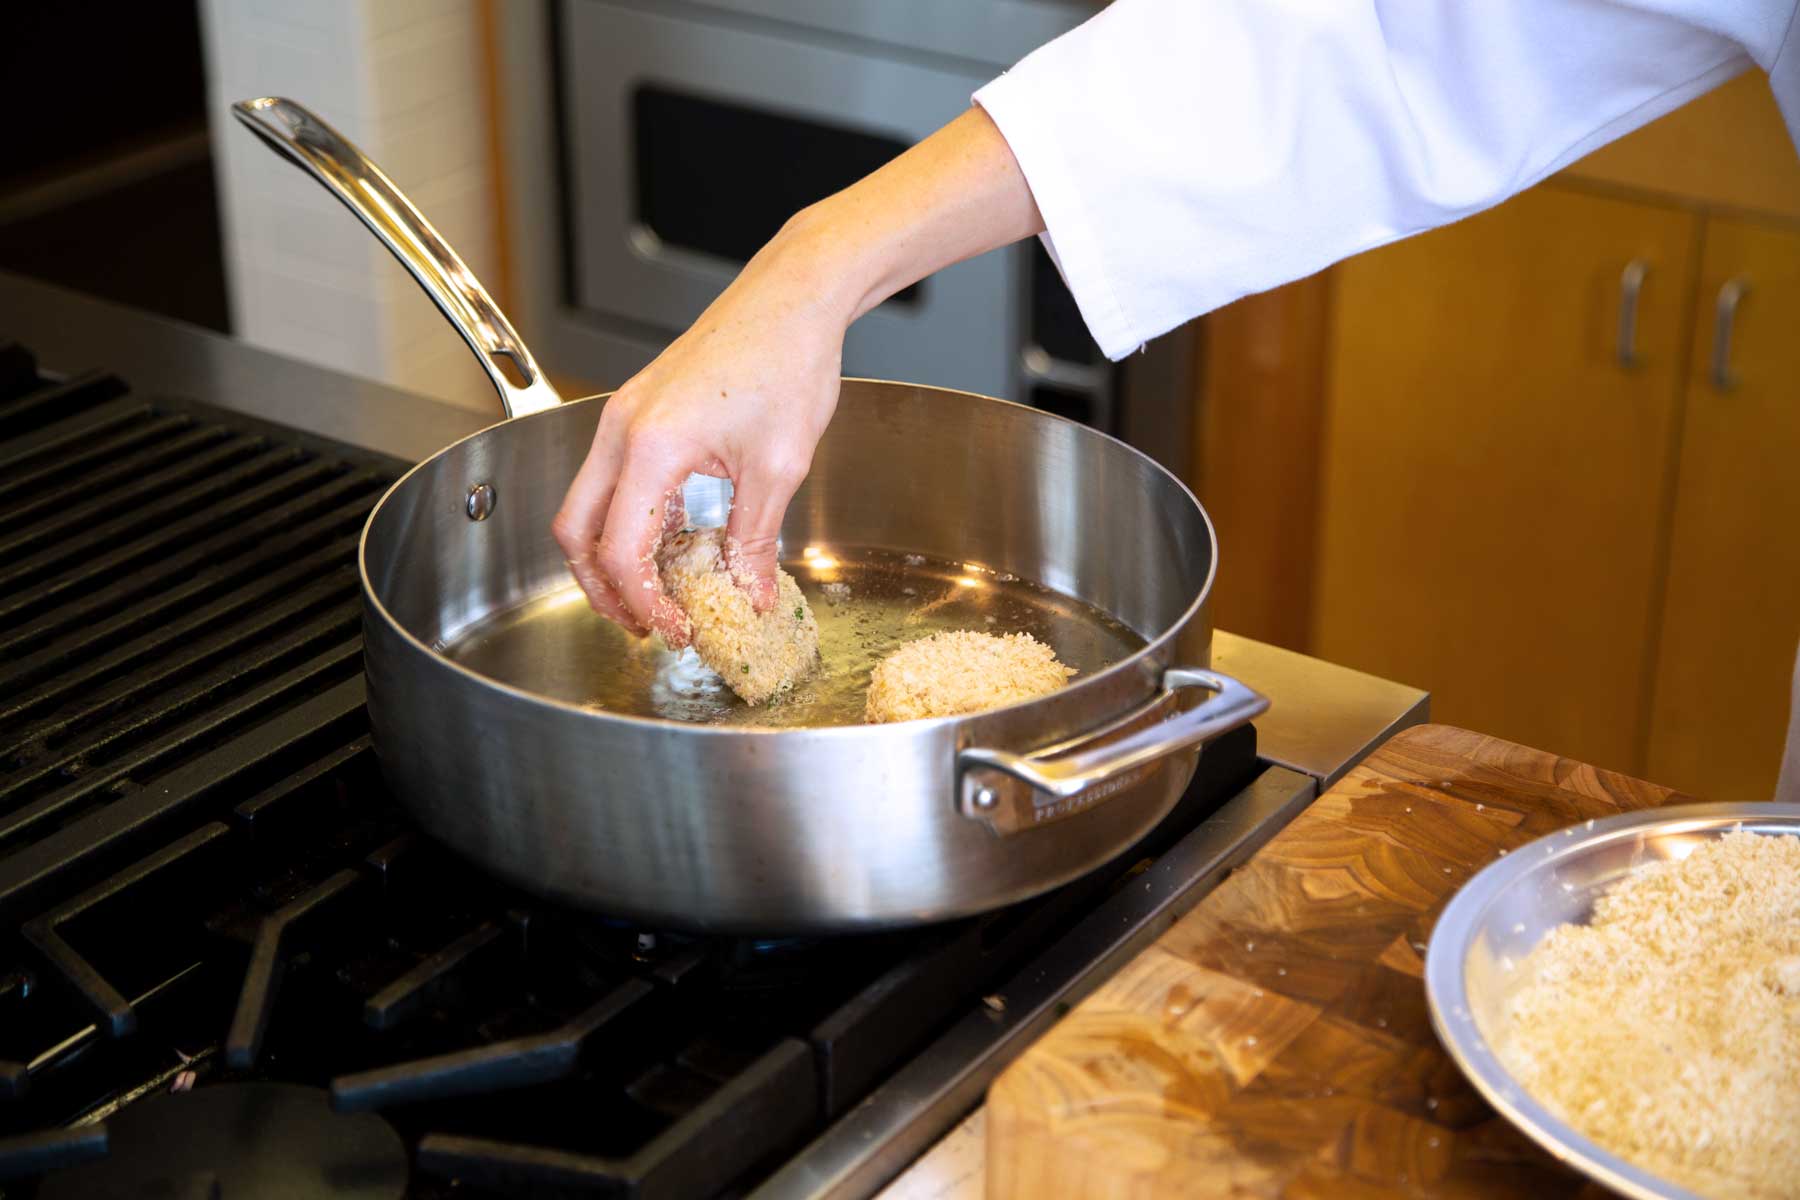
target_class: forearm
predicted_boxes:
[555,108,1042,631]
[770,106,1045,327]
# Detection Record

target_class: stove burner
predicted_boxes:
[37,1083,407,1199]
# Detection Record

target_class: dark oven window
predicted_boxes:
[1030,243,1099,365]
[633,84,921,306]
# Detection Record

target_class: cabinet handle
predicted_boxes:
[1616,259,1649,369]
[1710,276,1750,392]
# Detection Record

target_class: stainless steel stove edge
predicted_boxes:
[1212,631,1430,790]
[0,270,494,465]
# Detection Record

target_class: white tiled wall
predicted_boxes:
[199,0,503,414]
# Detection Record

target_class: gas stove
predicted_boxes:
[0,278,1426,1198]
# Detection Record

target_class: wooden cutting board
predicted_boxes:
[985,724,1690,1199]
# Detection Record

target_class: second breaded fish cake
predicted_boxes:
[864,630,1075,722]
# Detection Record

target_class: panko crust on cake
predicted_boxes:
[864,630,1074,723]
[656,528,818,705]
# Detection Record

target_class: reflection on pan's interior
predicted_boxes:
[445,546,1145,727]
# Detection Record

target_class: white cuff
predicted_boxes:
[975,74,1144,361]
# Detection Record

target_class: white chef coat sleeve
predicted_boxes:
[975,0,1800,360]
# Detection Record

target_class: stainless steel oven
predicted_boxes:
[496,0,1194,475]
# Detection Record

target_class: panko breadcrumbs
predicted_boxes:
[1496,830,1800,1200]
[864,630,1074,723]
[655,528,818,705]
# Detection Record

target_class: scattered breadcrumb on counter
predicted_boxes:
[864,630,1074,723]
[656,528,819,705]
[1496,830,1800,1200]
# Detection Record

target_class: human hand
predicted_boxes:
[551,107,1043,645]
[551,224,849,644]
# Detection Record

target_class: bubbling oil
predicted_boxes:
[444,546,1145,728]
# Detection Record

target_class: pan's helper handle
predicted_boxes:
[230,97,562,419]
[958,669,1269,836]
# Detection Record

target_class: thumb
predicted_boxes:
[725,456,806,612]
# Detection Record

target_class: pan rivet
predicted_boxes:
[466,483,496,521]
[974,786,998,811]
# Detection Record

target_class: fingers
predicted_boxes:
[581,574,645,636]
[724,448,811,612]
[595,445,700,646]
[552,410,647,636]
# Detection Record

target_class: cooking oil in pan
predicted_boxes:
[443,546,1144,728]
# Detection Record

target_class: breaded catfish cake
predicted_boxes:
[656,528,819,705]
[865,630,1074,722]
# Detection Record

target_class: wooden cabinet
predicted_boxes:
[1195,76,1800,790]
[1647,218,1800,800]
[1302,200,1800,789]
[1309,187,1698,773]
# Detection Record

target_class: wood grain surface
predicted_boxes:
[986,724,1690,1199]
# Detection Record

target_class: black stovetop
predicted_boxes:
[0,344,1264,1198]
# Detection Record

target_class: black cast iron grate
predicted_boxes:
[0,341,394,927]
[0,341,1263,1197]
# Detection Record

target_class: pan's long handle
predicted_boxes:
[958,669,1269,836]
[230,97,562,419]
